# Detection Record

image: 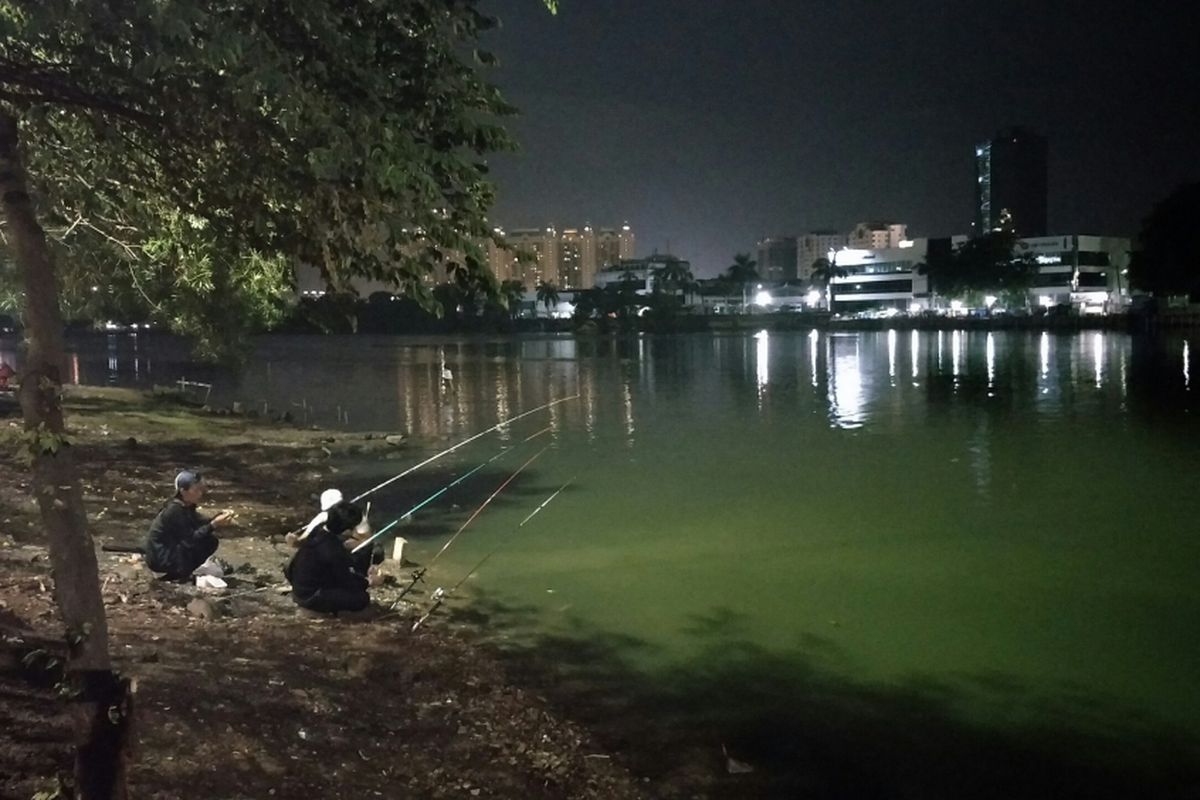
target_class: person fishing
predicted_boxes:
[144,470,234,581]
[284,489,374,615]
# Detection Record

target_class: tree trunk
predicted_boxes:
[0,107,131,800]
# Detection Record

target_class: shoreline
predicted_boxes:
[0,387,657,799]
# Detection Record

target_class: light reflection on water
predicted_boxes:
[22,330,1198,436]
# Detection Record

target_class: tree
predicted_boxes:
[0,1,555,794]
[918,230,1037,301]
[652,258,693,297]
[1129,182,1200,302]
[808,256,847,310]
[535,280,559,314]
[499,279,526,319]
[571,287,599,322]
[725,252,758,285]
[724,253,758,308]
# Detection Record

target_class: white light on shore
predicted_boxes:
[806,289,821,307]
[754,290,772,306]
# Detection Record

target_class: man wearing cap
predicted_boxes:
[144,470,234,580]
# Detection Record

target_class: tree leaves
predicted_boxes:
[0,0,523,358]
[1129,183,1200,302]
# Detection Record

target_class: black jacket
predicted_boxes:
[285,503,367,602]
[144,499,217,577]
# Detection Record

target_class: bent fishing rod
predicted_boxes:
[394,445,548,601]
[411,476,576,632]
[350,447,509,555]
[350,394,578,504]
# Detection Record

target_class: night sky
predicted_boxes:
[482,0,1199,276]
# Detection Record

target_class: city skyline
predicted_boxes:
[483,0,1199,277]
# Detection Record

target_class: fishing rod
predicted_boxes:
[279,395,577,540]
[350,447,509,555]
[349,394,578,504]
[411,476,575,632]
[394,445,548,601]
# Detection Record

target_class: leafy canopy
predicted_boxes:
[1128,182,1200,301]
[0,0,550,356]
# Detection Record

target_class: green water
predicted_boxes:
[233,330,1199,792]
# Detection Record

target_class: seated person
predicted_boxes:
[285,492,372,615]
[144,470,233,580]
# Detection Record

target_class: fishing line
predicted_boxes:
[394,445,549,600]
[410,476,576,631]
[349,395,578,504]
[350,447,509,555]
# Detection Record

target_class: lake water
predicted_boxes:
[14,329,1200,795]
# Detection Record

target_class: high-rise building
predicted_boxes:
[975,127,1048,237]
[797,230,849,280]
[487,223,635,289]
[755,236,799,281]
[848,222,908,250]
[486,228,518,283]
[596,224,636,270]
[559,227,598,289]
[503,227,560,287]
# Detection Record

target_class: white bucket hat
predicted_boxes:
[299,488,344,540]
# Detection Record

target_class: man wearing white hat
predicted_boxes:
[284,488,373,615]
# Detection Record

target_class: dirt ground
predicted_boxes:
[0,387,658,800]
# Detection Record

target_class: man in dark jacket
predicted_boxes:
[144,470,233,580]
[285,499,372,615]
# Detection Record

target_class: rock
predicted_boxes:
[186,597,220,621]
[384,434,406,446]
[344,656,372,679]
[124,436,138,449]
[111,562,145,582]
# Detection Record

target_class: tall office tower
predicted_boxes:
[975,127,1048,237]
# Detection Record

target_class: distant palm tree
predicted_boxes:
[499,279,525,319]
[809,256,847,310]
[725,253,759,308]
[653,259,694,298]
[535,280,560,314]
